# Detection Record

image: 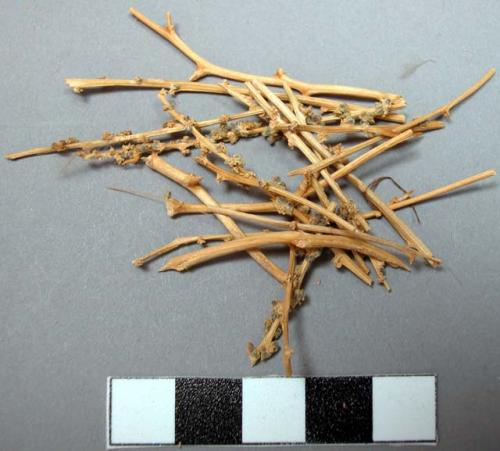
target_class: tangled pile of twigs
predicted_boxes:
[6,8,496,376]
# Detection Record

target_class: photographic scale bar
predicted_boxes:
[107,375,437,447]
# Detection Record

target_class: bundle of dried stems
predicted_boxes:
[5,8,496,377]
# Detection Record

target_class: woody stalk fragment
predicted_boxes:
[5,8,496,377]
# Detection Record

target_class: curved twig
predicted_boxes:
[129,8,405,105]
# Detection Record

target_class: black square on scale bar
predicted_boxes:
[175,378,242,445]
[305,376,373,443]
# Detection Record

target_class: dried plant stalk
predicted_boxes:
[166,199,277,216]
[396,68,496,131]
[5,109,261,161]
[4,7,496,378]
[282,247,297,377]
[289,137,384,177]
[145,154,287,283]
[363,169,496,219]
[254,79,373,231]
[163,197,422,261]
[353,251,371,275]
[332,249,374,286]
[132,234,232,267]
[370,257,391,291]
[225,80,369,233]
[195,155,357,231]
[310,176,372,283]
[328,130,414,180]
[129,8,405,105]
[65,77,404,122]
[346,172,439,266]
[293,69,495,182]
[161,231,410,273]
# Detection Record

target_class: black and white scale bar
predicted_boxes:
[107,375,436,447]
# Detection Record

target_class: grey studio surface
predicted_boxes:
[0,0,499,450]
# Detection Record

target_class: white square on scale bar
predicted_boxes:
[109,378,175,446]
[373,375,436,442]
[242,377,306,444]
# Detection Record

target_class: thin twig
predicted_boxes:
[66,77,403,122]
[363,169,496,219]
[145,154,287,283]
[282,247,296,377]
[163,197,422,260]
[5,110,260,160]
[161,231,411,273]
[166,198,277,216]
[329,130,414,181]
[132,234,232,267]
[129,8,405,105]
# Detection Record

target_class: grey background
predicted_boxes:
[1,1,499,450]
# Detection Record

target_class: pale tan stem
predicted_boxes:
[329,130,413,181]
[247,81,351,207]
[294,235,410,269]
[247,317,281,366]
[291,69,495,178]
[310,177,373,284]
[382,113,408,124]
[157,90,231,162]
[301,148,435,264]
[4,126,172,160]
[163,200,422,260]
[295,251,322,298]
[284,79,304,118]
[195,155,356,231]
[153,158,202,187]
[5,108,260,161]
[370,257,391,291]
[277,123,399,138]
[321,112,407,124]
[166,189,307,226]
[145,154,287,283]
[293,122,442,136]
[16,68,488,163]
[67,77,403,120]
[129,8,404,104]
[290,122,444,178]
[282,247,296,377]
[167,202,422,262]
[248,250,317,366]
[220,81,255,107]
[132,234,232,267]
[310,177,331,208]
[348,68,495,151]
[66,78,233,94]
[253,79,370,230]
[161,231,410,272]
[346,171,439,266]
[277,187,361,242]
[394,68,496,133]
[332,250,374,286]
[243,81,277,117]
[353,251,371,275]
[363,169,497,219]
[288,137,381,176]
[166,199,277,216]
[406,121,445,132]
[167,203,295,229]
[292,138,440,265]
